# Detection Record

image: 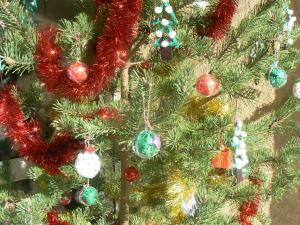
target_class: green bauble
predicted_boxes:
[268,67,287,88]
[134,130,161,159]
[81,186,98,206]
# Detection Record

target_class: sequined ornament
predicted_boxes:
[60,192,72,206]
[75,146,101,179]
[75,186,98,206]
[268,66,287,88]
[196,74,219,97]
[212,147,232,169]
[134,130,161,159]
[67,61,89,84]
[124,166,140,182]
[293,77,300,99]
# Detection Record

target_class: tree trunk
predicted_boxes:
[118,66,130,225]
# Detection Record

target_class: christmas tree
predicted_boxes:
[1,0,300,224]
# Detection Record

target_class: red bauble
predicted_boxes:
[196,74,219,97]
[60,192,72,206]
[124,166,140,182]
[141,61,151,70]
[67,61,89,84]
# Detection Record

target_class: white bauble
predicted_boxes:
[293,79,300,99]
[75,152,101,179]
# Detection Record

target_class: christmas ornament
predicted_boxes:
[60,192,72,206]
[35,0,143,101]
[0,86,81,174]
[232,120,249,183]
[76,186,98,206]
[98,107,122,121]
[293,77,300,99]
[239,177,262,225]
[283,6,297,45]
[212,147,232,169]
[47,209,71,225]
[75,144,101,179]
[124,165,140,182]
[196,0,236,40]
[196,74,219,97]
[67,61,89,84]
[141,61,151,70]
[268,64,287,88]
[152,0,180,49]
[134,130,161,159]
[166,171,197,221]
[22,0,37,24]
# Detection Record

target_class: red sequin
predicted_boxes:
[35,0,143,101]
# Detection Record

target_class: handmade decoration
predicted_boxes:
[196,0,236,40]
[212,147,232,169]
[232,120,249,183]
[293,77,300,99]
[35,0,143,101]
[0,86,81,174]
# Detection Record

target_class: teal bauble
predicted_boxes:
[134,130,161,159]
[76,186,98,206]
[268,67,287,88]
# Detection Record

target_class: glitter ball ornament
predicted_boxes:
[124,166,140,182]
[75,147,101,179]
[75,186,98,206]
[293,77,300,99]
[196,74,219,97]
[67,61,89,84]
[60,192,72,206]
[268,67,287,88]
[134,130,161,159]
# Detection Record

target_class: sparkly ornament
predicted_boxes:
[75,147,101,179]
[60,192,72,206]
[141,61,151,70]
[76,186,98,206]
[268,65,288,88]
[196,74,219,97]
[134,130,161,159]
[124,166,140,182]
[212,147,232,169]
[293,77,300,99]
[22,0,37,24]
[67,61,89,84]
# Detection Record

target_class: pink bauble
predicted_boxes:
[196,74,219,97]
[67,61,89,84]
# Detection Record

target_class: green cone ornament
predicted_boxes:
[134,130,161,159]
[76,186,98,206]
[268,63,288,88]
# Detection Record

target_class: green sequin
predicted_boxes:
[268,67,287,88]
[134,130,160,159]
[81,186,98,206]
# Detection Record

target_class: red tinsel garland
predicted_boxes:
[35,0,143,101]
[0,86,82,174]
[196,0,236,40]
[239,177,262,225]
[48,210,70,225]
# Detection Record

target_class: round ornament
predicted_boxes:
[75,186,98,206]
[60,192,72,206]
[196,74,219,97]
[141,61,151,70]
[75,148,101,179]
[124,166,140,182]
[67,61,89,84]
[134,130,161,159]
[268,67,287,88]
[293,77,300,99]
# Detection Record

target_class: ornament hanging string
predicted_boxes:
[142,78,153,130]
[35,0,143,101]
